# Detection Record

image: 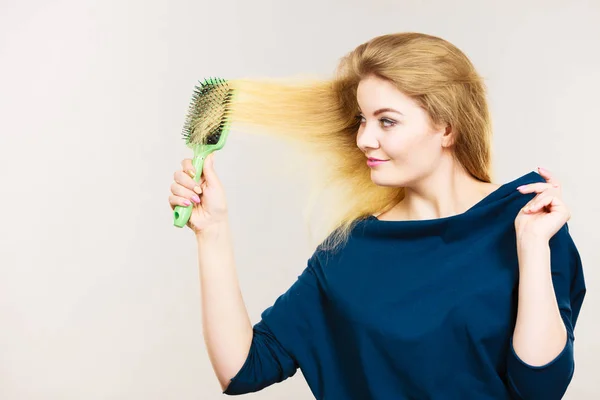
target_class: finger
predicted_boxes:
[523,194,554,213]
[181,158,196,178]
[516,182,555,194]
[522,191,543,210]
[174,170,203,194]
[168,195,193,210]
[202,153,218,183]
[183,160,207,192]
[170,181,201,204]
[537,167,559,186]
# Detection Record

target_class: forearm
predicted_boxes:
[196,220,253,390]
[512,236,567,366]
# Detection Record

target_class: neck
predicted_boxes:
[391,157,492,221]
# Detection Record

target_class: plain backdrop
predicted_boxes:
[1,0,598,399]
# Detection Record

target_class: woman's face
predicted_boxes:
[355,75,451,188]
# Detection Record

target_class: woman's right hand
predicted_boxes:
[169,153,229,235]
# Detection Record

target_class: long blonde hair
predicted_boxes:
[217,32,494,252]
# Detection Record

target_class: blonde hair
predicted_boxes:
[215,32,494,252]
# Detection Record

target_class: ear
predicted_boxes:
[440,124,455,148]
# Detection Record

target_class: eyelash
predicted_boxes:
[355,114,397,128]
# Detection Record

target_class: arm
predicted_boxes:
[198,218,325,395]
[512,235,567,366]
[196,219,253,391]
[507,225,586,400]
[222,252,325,395]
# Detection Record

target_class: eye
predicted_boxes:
[355,114,397,128]
[380,118,396,128]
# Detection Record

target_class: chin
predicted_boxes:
[370,168,415,188]
[370,175,405,188]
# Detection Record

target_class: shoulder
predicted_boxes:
[481,181,502,194]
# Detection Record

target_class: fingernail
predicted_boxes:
[187,169,196,178]
[193,185,202,194]
[516,186,523,191]
[553,183,560,188]
[192,195,200,203]
[538,166,546,172]
[183,200,191,206]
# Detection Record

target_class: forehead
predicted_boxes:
[356,76,413,108]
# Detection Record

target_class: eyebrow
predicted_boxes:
[358,107,404,116]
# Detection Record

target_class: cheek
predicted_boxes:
[382,132,419,159]
[384,129,441,165]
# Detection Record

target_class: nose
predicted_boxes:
[356,124,380,152]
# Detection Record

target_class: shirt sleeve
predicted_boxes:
[223,252,325,395]
[506,223,587,400]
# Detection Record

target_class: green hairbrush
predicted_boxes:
[173,77,234,228]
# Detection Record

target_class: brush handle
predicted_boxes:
[173,153,206,228]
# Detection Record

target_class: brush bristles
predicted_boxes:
[182,77,234,145]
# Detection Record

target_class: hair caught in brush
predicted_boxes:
[215,32,494,252]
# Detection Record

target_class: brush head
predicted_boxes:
[182,77,233,146]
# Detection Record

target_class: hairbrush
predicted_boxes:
[173,77,234,228]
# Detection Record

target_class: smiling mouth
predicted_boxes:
[367,159,389,167]
[368,158,389,162]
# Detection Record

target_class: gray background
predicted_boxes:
[1,0,598,399]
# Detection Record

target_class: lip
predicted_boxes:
[367,158,389,167]
[367,157,388,162]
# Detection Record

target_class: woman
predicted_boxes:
[168,33,586,399]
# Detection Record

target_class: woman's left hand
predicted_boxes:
[514,167,571,242]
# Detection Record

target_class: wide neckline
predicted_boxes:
[366,170,542,226]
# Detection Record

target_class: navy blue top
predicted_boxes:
[223,171,586,399]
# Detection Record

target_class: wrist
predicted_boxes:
[516,231,549,247]
[516,234,550,268]
[195,219,231,241]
